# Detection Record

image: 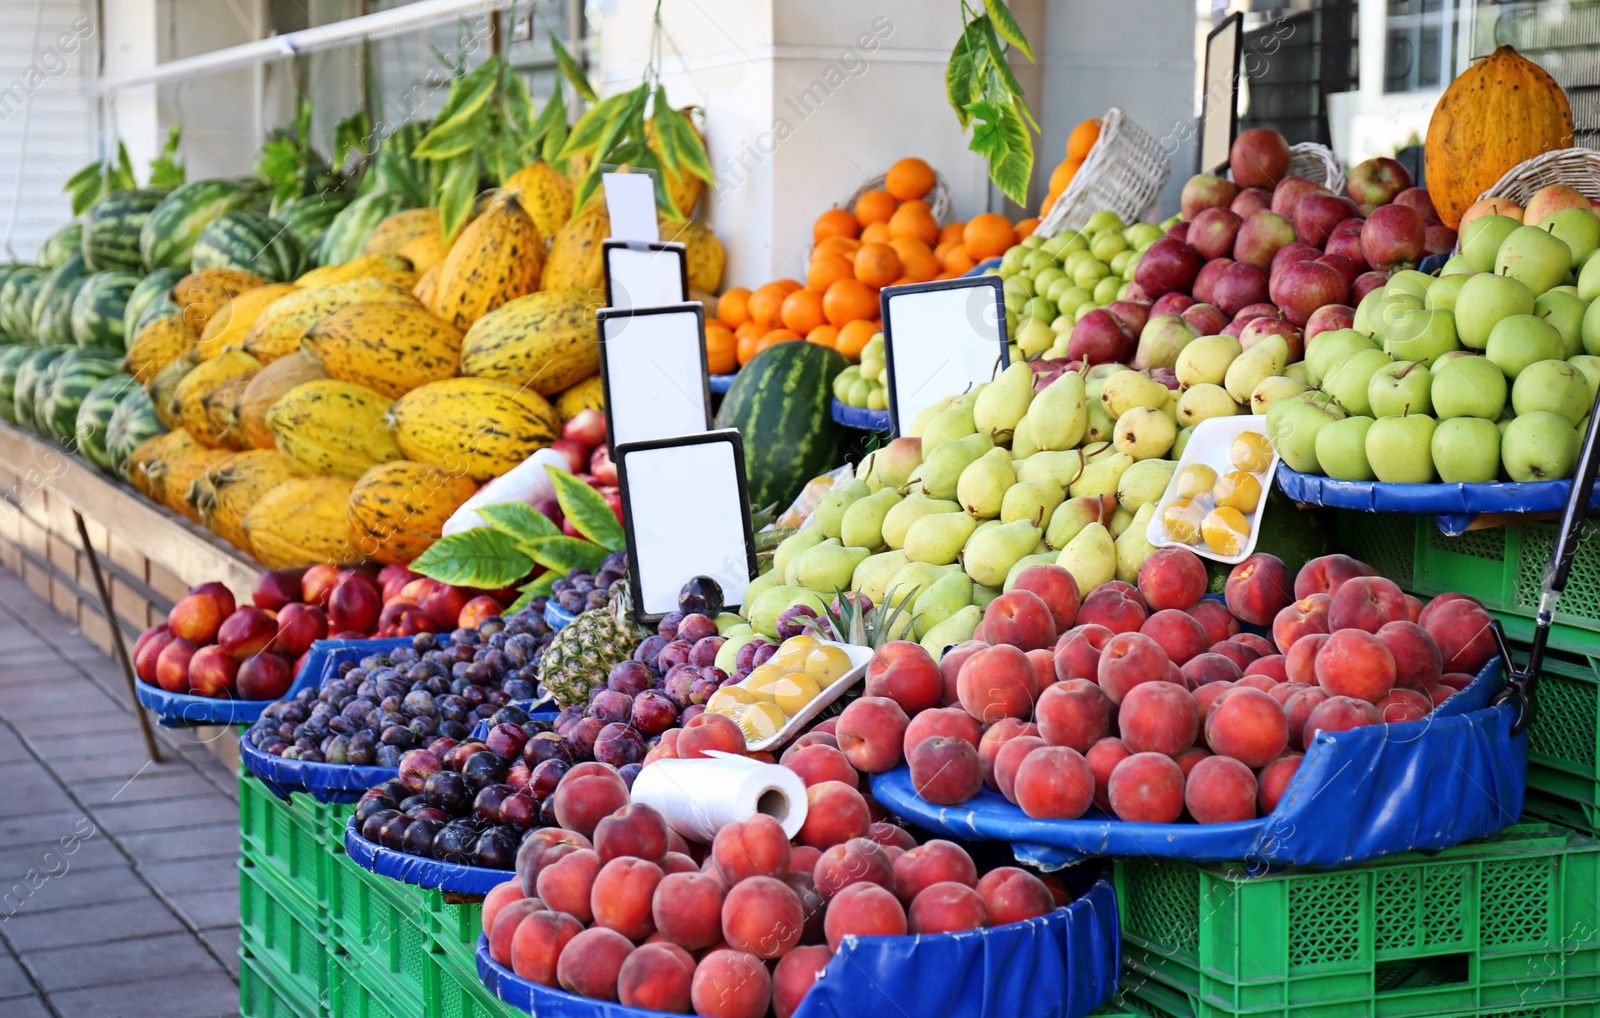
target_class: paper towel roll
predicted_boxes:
[629,751,809,842]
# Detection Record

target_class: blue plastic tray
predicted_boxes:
[544,601,576,632]
[1275,465,1600,536]
[874,660,1523,870]
[345,819,512,894]
[475,875,1121,1018]
[239,734,400,804]
[832,398,890,431]
[709,373,735,394]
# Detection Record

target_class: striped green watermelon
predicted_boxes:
[139,178,271,271]
[363,121,434,204]
[70,272,140,352]
[13,345,69,433]
[30,255,90,348]
[81,189,169,271]
[37,223,84,269]
[0,344,34,425]
[75,373,138,470]
[713,341,849,510]
[41,349,120,445]
[122,267,184,343]
[272,192,350,264]
[0,267,42,342]
[317,191,413,266]
[191,210,304,282]
[107,386,168,477]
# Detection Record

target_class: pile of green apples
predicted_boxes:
[833,334,888,410]
[1266,189,1600,485]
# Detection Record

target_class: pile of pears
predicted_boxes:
[833,334,889,410]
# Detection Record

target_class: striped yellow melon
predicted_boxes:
[399,231,453,274]
[148,351,199,431]
[124,314,198,383]
[503,162,575,241]
[196,283,297,360]
[665,218,726,294]
[173,269,268,334]
[366,208,442,256]
[346,460,479,565]
[541,203,609,295]
[127,429,201,502]
[430,192,544,330]
[294,253,417,290]
[303,302,462,400]
[235,351,330,450]
[191,449,296,550]
[243,278,416,364]
[244,476,362,568]
[413,262,443,309]
[387,377,559,481]
[553,373,604,420]
[266,379,403,478]
[459,289,597,395]
[172,350,262,448]
[157,444,232,522]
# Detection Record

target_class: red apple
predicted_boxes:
[1150,292,1196,318]
[1134,238,1201,299]
[1293,193,1359,247]
[1360,205,1425,270]
[1269,261,1350,327]
[1233,211,1297,268]
[239,652,295,700]
[1182,303,1227,336]
[252,568,306,611]
[1230,129,1291,189]
[1188,208,1243,261]
[274,603,328,659]
[1352,271,1390,302]
[217,607,278,660]
[564,408,607,447]
[1393,187,1436,221]
[1230,187,1272,219]
[1192,259,1233,306]
[1304,303,1355,340]
[1346,157,1413,206]
[1423,223,1458,256]
[155,637,198,693]
[329,576,382,634]
[1212,261,1271,318]
[187,645,239,698]
[1313,253,1360,290]
[1181,173,1240,220]
[1067,309,1136,365]
[1270,177,1328,221]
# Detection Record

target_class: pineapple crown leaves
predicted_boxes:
[798,585,920,649]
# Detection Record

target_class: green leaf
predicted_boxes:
[982,0,1035,62]
[542,115,569,171]
[653,100,714,186]
[506,570,559,614]
[965,100,1009,163]
[990,100,1034,207]
[551,35,599,103]
[413,111,493,160]
[149,125,185,189]
[334,112,370,172]
[546,466,625,549]
[980,19,1039,131]
[525,79,567,151]
[503,69,536,137]
[438,156,480,241]
[521,535,609,575]
[651,86,681,177]
[412,527,534,587]
[111,142,137,191]
[946,36,979,128]
[558,89,635,162]
[475,500,561,541]
[433,56,501,126]
[64,161,103,216]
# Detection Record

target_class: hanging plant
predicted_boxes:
[946,0,1039,206]
[65,124,186,214]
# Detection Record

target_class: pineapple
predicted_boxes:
[538,582,651,708]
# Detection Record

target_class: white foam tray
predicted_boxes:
[1145,414,1279,565]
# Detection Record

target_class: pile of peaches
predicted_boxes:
[826,550,1495,825]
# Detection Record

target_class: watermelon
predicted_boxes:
[107,387,168,477]
[30,255,91,348]
[273,192,350,264]
[317,191,413,267]
[41,349,120,444]
[363,121,434,204]
[13,345,70,433]
[713,341,849,511]
[139,178,271,271]
[0,344,34,425]
[0,267,43,342]
[36,223,84,269]
[70,272,140,352]
[191,210,304,282]
[75,373,138,470]
[81,189,169,272]
[123,267,184,342]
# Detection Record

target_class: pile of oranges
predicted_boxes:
[1039,118,1102,218]
[705,157,1042,373]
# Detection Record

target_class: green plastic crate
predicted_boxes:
[241,948,323,1018]
[435,941,527,1018]
[1121,975,1600,1018]
[431,892,488,980]
[1511,643,1600,834]
[328,947,430,1018]
[326,851,439,1012]
[1115,824,1600,1018]
[239,771,352,907]
[240,860,330,1011]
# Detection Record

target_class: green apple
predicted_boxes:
[1125,223,1163,248]
[1431,355,1507,419]
[1323,348,1395,417]
[1578,246,1600,300]
[1352,287,1386,336]
[1085,210,1125,233]
[1305,328,1380,387]
[1580,294,1600,355]
[1090,231,1129,261]
[1536,289,1587,357]
[1387,270,1435,300]
[1424,273,1468,313]
[1072,259,1110,289]
[1315,415,1376,480]
[1267,388,1340,447]
[1369,291,1424,341]
[1486,314,1567,378]
[1440,255,1473,276]
[1063,250,1093,276]
[1540,207,1600,268]
[1432,417,1502,483]
[1042,231,1085,258]
[1273,396,1347,474]
[1035,267,1067,292]
[1433,350,1476,370]
[1460,214,1523,272]
[1512,359,1591,423]
[1057,286,1093,317]
[1093,275,1121,303]
[1502,410,1579,481]
[1568,354,1600,407]
[1368,361,1434,418]
[1110,250,1138,277]
[1384,308,1460,366]
[1366,414,1438,483]
[1495,224,1573,295]
[1454,273,1536,349]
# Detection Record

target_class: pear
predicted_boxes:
[1285,362,1309,384]
[912,432,992,500]
[880,608,917,642]
[840,487,902,551]
[1100,369,1171,419]
[971,584,1000,609]
[903,511,979,565]
[1010,413,1040,457]
[1114,503,1159,583]
[1177,383,1241,427]
[1084,440,1121,464]
[919,604,982,659]
[1224,334,1290,403]
[1070,451,1133,498]
[772,527,826,585]
[908,394,956,437]
[910,570,975,638]
[1113,407,1176,460]
[741,570,782,615]
[1003,552,1059,592]
[1001,479,1067,525]
[973,362,1034,441]
[885,562,960,609]
[1162,388,1181,423]
[1109,504,1134,537]
[960,518,1043,587]
[1015,449,1086,489]
[862,437,923,492]
[1085,400,1115,443]
[1030,371,1088,450]
[921,402,978,453]
[956,447,1016,519]
[1251,375,1309,414]
[1175,335,1242,389]
[881,494,961,550]
[1045,496,1109,550]
[1172,425,1195,459]
[794,543,871,594]
[814,481,869,539]
[785,537,836,586]
[1116,458,1177,513]
[748,586,828,639]
[1056,522,1116,596]
[851,550,910,605]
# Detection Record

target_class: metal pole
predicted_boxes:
[72,510,162,763]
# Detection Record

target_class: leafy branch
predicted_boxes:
[64,142,136,215]
[947,0,1038,206]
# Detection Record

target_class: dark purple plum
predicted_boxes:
[663,665,697,709]
[617,763,642,789]
[680,705,705,726]
[633,636,669,669]
[657,612,686,639]
[377,812,412,850]
[398,794,428,814]
[354,795,395,828]
[432,821,478,864]
[474,827,520,869]
[490,705,529,728]
[593,723,646,767]
[629,691,677,737]
[499,788,540,830]
[376,780,410,802]
[530,759,569,800]
[409,806,449,824]
[473,784,515,824]
[485,723,528,761]
[589,689,633,725]
[538,797,560,827]
[566,716,604,757]
[608,660,653,696]
[656,640,693,672]
[689,674,721,705]
[462,750,510,792]
[735,640,769,672]
[751,643,779,668]
[522,732,574,768]
[402,817,443,857]
[424,771,472,815]
[689,636,725,667]
[677,614,718,644]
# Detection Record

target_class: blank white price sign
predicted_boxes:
[881,275,1009,436]
[597,303,712,449]
[603,240,689,309]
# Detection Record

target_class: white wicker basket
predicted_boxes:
[1036,108,1171,236]
[842,170,954,224]
[1287,142,1347,197]
[1477,147,1600,205]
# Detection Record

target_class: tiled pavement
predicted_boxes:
[0,568,240,1018]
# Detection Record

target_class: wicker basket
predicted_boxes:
[1037,107,1171,236]
[1477,146,1600,205]
[1287,142,1347,197]
[842,171,954,224]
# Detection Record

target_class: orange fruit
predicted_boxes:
[1015,219,1040,240]
[1067,118,1102,160]
[885,158,935,201]
[706,325,737,375]
[964,213,1017,259]
[888,200,939,244]
[935,270,959,280]
[719,287,753,328]
[854,189,898,225]
[813,236,861,260]
[889,276,915,287]
[1040,188,1062,216]
[780,288,826,334]
[748,282,790,328]
[939,222,966,246]
[1048,158,1081,194]
[860,221,892,245]
[853,243,902,288]
[806,324,840,349]
[823,279,878,326]
[941,243,977,275]
[813,208,859,244]
[736,325,762,365]
[756,329,801,355]
[807,252,856,292]
[835,319,879,360]
[774,278,803,294]
[889,238,938,282]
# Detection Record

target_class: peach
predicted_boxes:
[1283,687,1329,750]
[692,950,772,1018]
[1376,687,1432,723]
[511,910,583,986]
[1141,609,1210,665]
[1035,678,1112,751]
[796,781,871,849]
[892,840,978,904]
[1243,654,1288,682]
[1188,598,1241,646]
[168,592,229,644]
[909,735,984,805]
[1294,553,1374,598]
[592,857,664,940]
[976,867,1055,926]
[993,735,1049,803]
[679,712,747,759]
[812,837,893,899]
[1431,686,1456,707]
[1377,620,1441,693]
[903,706,982,759]
[867,822,916,851]
[789,845,823,876]
[537,848,602,924]
[1268,681,1311,705]
[723,875,804,958]
[1186,755,1259,824]
[977,718,1039,789]
[823,882,907,950]
[785,743,860,789]
[1097,632,1174,704]
[1204,686,1288,767]
[1208,641,1259,670]
[1013,745,1095,819]
[594,802,670,865]
[772,945,835,1018]
[782,732,841,761]
[1439,672,1475,691]
[864,641,943,714]
[957,644,1040,723]
[618,941,695,1012]
[1257,753,1303,813]
[1026,648,1057,692]
[785,871,827,945]
[1422,599,1496,675]
[1182,652,1243,689]
[1138,547,1210,611]
[1271,594,1331,652]
[1108,752,1186,822]
[1328,575,1409,633]
[553,765,631,839]
[489,898,546,966]
[978,589,1058,651]
[1404,594,1424,621]
[1314,629,1396,702]
[939,640,990,708]
[557,925,634,1000]
[1233,633,1275,657]
[483,881,527,937]
[1077,587,1148,634]
[1012,564,1082,633]
[1237,675,1277,693]
[1416,591,1483,630]
[653,872,726,950]
[1085,736,1131,812]
[1174,746,1212,776]
[1284,632,1328,685]
[1192,681,1237,721]
[1119,681,1200,756]
[1303,695,1383,743]
[1053,624,1114,682]
[909,881,988,933]
[1224,553,1293,626]
[516,829,592,896]
[836,696,911,773]
[713,814,791,884]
